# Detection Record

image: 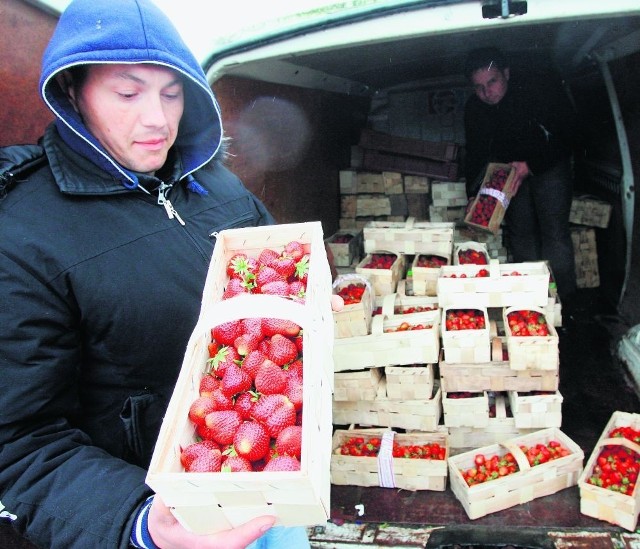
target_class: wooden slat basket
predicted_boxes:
[325,229,363,267]
[385,363,435,400]
[363,217,455,256]
[355,251,405,295]
[578,411,640,531]
[503,306,559,371]
[448,427,584,520]
[146,222,334,535]
[508,390,563,429]
[334,367,383,402]
[441,306,491,364]
[332,274,373,339]
[411,253,450,296]
[331,428,449,491]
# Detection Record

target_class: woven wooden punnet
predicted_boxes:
[411,253,450,296]
[330,428,449,491]
[508,390,563,429]
[374,284,439,315]
[453,241,490,266]
[146,222,334,534]
[333,309,441,371]
[441,307,491,364]
[385,363,434,400]
[355,251,404,295]
[363,217,455,256]
[431,181,468,207]
[443,391,490,428]
[448,428,584,520]
[437,260,550,308]
[503,306,559,371]
[578,411,640,531]
[334,367,383,401]
[332,274,373,338]
[325,229,363,267]
[464,163,518,235]
[333,381,442,431]
[569,195,612,229]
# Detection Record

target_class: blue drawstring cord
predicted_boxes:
[186,174,208,195]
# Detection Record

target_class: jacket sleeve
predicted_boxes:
[0,253,152,549]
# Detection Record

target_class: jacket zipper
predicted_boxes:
[157,182,185,225]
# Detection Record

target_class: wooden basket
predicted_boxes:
[578,411,640,531]
[569,195,612,229]
[437,260,550,308]
[325,229,363,267]
[411,253,450,296]
[333,309,441,372]
[453,241,490,266]
[441,307,491,364]
[448,428,584,520]
[385,363,435,400]
[146,222,334,534]
[376,280,440,312]
[330,428,449,491]
[508,390,563,429]
[503,306,559,371]
[363,217,455,256]
[332,274,373,338]
[431,181,468,207]
[334,367,383,402]
[464,163,517,235]
[355,251,404,296]
[443,391,490,428]
[333,381,442,431]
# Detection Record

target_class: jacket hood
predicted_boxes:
[39,0,223,189]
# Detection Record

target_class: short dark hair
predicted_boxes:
[464,47,508,79]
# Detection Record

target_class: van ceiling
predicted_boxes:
[206,2,640,95]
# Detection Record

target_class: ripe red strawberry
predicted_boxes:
[241,318,265,339]
[233,420,270,462]
[263,455,301,472]
[275,425,302,459]
[288,280,306,299]
[207,341,220,358]
[188,396,217,426]
[204,409,242,445]
[212,320,243,346]
[233,390,257,420]
[262,318,300,337]
[271,256,296,279]
[258,339,271,356]
[195,423,219,441]
[255,266,286,289]
[226,253,248,278]
[207,346,241,377]
[294,255,310,284]
[284,241,305,262]
[199,374,220,396]
[268,333,298,366]
[221,363,252,397]
[222,454,253,472]
[222,277,253,299]
[254,360,287,395]
[234,332,262,356]
[241,350,269,380]
[209,387,234,411]
[258,248,280,267]
[251,393,290,424]
[264,398,296,437]
[180,439,220,470]
[187,448,223,472]
[293,333,304,354]
[283,377,304,411]
[284,359,303,381]
[260,280,290,297]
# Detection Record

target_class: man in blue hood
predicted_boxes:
[0,0,313,548]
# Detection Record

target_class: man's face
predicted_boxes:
[471,65,509,106]
[69,64,184,174]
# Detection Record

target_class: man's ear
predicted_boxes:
[56,70,80,112]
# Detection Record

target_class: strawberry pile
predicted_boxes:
[336,282,366,305]
[362,253,397,269]
[223,240,309,301]
[415,254,448,268]
[467,167,510,227]
[337,436,446,460]
[586,425,640,494]
[444,309,486,331]
[457,248,488,265]
[383,321,433,333]
[461,440,571,486]
[507,309,550,337]
[442,269,489,278]
[331,233,354,244]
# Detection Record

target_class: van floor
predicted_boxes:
[318,287,640,547]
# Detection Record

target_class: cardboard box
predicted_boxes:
[146,222,334,534]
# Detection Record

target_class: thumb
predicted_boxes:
[219,516,277,548]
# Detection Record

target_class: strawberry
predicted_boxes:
[180,439,220,470]
[241,350,269,380]
[241,317,265,339]
[294,255,310,284]
[212,320,243,346]
[195,423,219,441]
[188,396,217,426]
[220,363,252,397]
[233,420,270,462]
[209,387,234,411]
[293,333,304,354]
[254,360,287,395]
[275,425,302,459]
[284,240,305,262]
[284,359,303,381]
[251,393,290,424]
[233,390,257,420]
[222,454,253,472]
[283,376,304,411]
[258,248,280,267]
[268,333,298,366]
[199,374,220,396]
[255,266,286,289]
[204,409,242,445]
[260,280,290,297]
[263,455,300,472]
[234,332,262,356]
[288,280,306,299]
[222,277,253,299]
[187,448,223,472]
[271,256,296,279]
[264,397,296,437]
[262,318,300,337]
[226,253,248,278]
[207,346,241,377]
[207,341,220,358]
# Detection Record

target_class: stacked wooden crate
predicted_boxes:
[429,180,468,223]
[570,226,600,288]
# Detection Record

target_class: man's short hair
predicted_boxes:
[464,47,508,79]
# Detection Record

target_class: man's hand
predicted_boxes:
[148,496,276,549]
[510,161,530,196]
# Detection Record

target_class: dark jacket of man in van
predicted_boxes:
[464,47,577,299]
